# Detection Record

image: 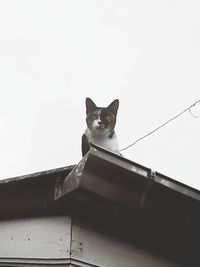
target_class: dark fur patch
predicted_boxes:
[82,134,90,157]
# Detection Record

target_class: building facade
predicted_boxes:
[0,144,199,266]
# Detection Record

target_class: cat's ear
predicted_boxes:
[107,99,119,115]
[86,97,97,114]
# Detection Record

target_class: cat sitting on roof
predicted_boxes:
[82,98,120,157]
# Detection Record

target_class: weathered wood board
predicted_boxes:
[71,221,182,267]
[0,215,183,266]
[0,216,71,259]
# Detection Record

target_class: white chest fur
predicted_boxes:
[85,129,120,154]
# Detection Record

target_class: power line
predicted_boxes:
[120,100,200,152]
[189,104,200,118]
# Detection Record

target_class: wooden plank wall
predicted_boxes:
[0,215,183,266]
[0,216,71,259]
[71,221,182,267]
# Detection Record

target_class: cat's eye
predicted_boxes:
[90,114,98,120]
[106,115,112,121]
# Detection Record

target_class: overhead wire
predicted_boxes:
[120,100,200,152]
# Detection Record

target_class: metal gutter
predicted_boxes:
[153,171,200,201]
[55,143,200,223]
[0,143,199,224]
[0,145,199,265]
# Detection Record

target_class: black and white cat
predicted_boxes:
[82,97,120,156]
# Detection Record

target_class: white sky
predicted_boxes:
[0,0,200,190]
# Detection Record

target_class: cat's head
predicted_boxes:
[85,97,119,135]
